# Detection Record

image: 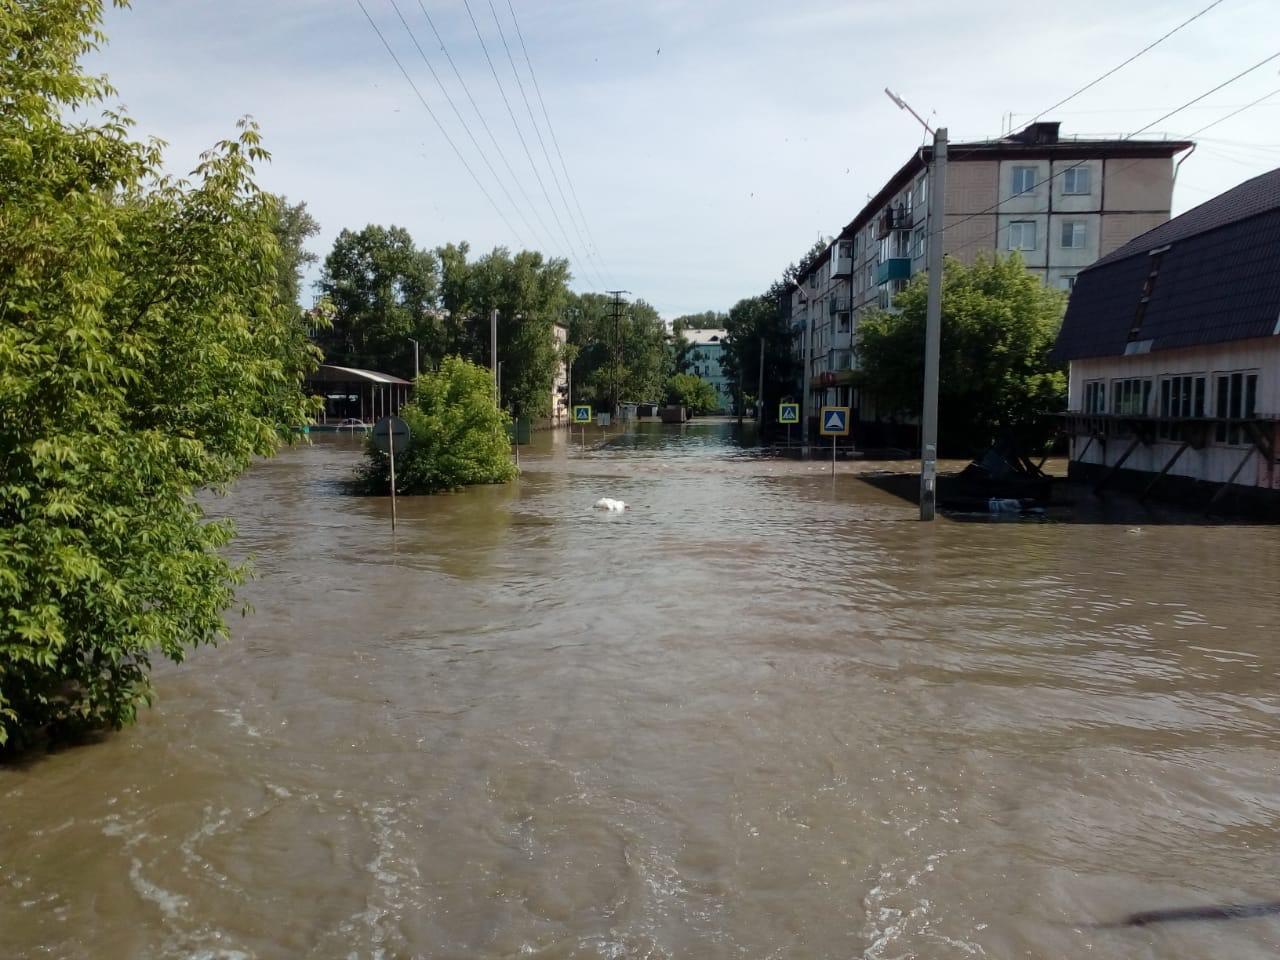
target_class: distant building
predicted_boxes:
[1052,167,1280,511]
[551,323,569,426]
[787,121,1194,439]
[680,328,733,413]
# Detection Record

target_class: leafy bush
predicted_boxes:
[665,373,719,415]
[0,1,320,748]
[362,357,517,494]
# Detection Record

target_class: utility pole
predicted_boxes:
[605,290,629,416]
[408,337,420,380]
[490,307,499,406]
[886,89,945,521]
[920,127,948,520]
[757,336,765,429]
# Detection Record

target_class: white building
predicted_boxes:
[1053,167,1280,512]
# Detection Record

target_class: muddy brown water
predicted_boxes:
[3,422,1280,959]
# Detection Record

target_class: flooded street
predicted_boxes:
[4,422,1280,959]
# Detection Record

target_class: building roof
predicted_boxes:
[833,126,1193,245]
[681,328,729,345]
[308,364,413,385]
[1052,167,1280,362]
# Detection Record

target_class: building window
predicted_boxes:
[916,173,928,209]
[1011,165,1037,195]
[1214,369,1259,444]
[1008,220,1037,251]
[1060,275,1077,292]
[1063,166,1091,195]
[1060,220,1087,249]
[1112,377,1152,416]
[1158,374,1206,441]
[1083,380,1106,414]
[913,226,925,258]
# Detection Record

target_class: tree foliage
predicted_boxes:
[855,254,1067,455]
[269,197,320,310]
[0,1,320,746]
[720,290,800,418]
[437,244,570,419]
[564,293,670,407]
[316,224,441,377]
[362,357,516,494]
[665,373,719,415]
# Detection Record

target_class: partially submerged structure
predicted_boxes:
[305,364,412,425]
[1052,168,1280,513]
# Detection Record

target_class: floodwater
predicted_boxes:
[4,421,1280,959]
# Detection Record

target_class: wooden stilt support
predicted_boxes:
[1207,447,1256,514]
[1139,441,1189,502]
[1094,436,1141,495]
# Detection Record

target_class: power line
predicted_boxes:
[951,0,1230,167]
[384,0,534,249]
[353,0,525,244]
[1183,86,1280,139]
[1021,0,1229,130]
[411,0,563,259]
[483,0,605,288]
[502,0,615,286]
[460,0,596,287]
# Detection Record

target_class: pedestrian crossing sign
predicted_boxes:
[820,406,850,436]
[778,402,800,424]
[573,404,592,424]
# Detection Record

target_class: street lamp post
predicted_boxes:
[408,337,419,380]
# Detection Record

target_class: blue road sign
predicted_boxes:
[820,406,850,436]
[573,404,593,424]
[778,402,800,425]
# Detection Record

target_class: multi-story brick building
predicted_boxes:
[787,121,1193,441]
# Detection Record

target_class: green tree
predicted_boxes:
[564,293,671,407]
[855,254,1067,456]
[720,290,799,419]
[437,244,570,419]
[317,224,441,376]
[362,357,516,494]
[0,1,321,747]
[270,196,320,310]
[665,373,719,415]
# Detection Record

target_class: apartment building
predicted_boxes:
[681,328,734,413]
[787,121,1193,437]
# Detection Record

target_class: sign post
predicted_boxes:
[373,416,412,531]
[573,404,592,451]
[819,406,850,479]
[779,402,799,450]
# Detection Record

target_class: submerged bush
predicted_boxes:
[362,356,517,494]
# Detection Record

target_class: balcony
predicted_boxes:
[874,206,912,239]
[829,330,853,351]
[827,296,851,315]
[875,258,912,284]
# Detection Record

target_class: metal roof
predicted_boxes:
[308,364,413,385]
[1052,167,1280,362]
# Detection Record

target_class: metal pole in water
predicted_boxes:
[389,422,397,532]
[920,127,948,521]
[832,434,836,479]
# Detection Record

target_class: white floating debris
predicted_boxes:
[593,498,627,512]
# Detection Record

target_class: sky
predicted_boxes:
[87,0,1280,318]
